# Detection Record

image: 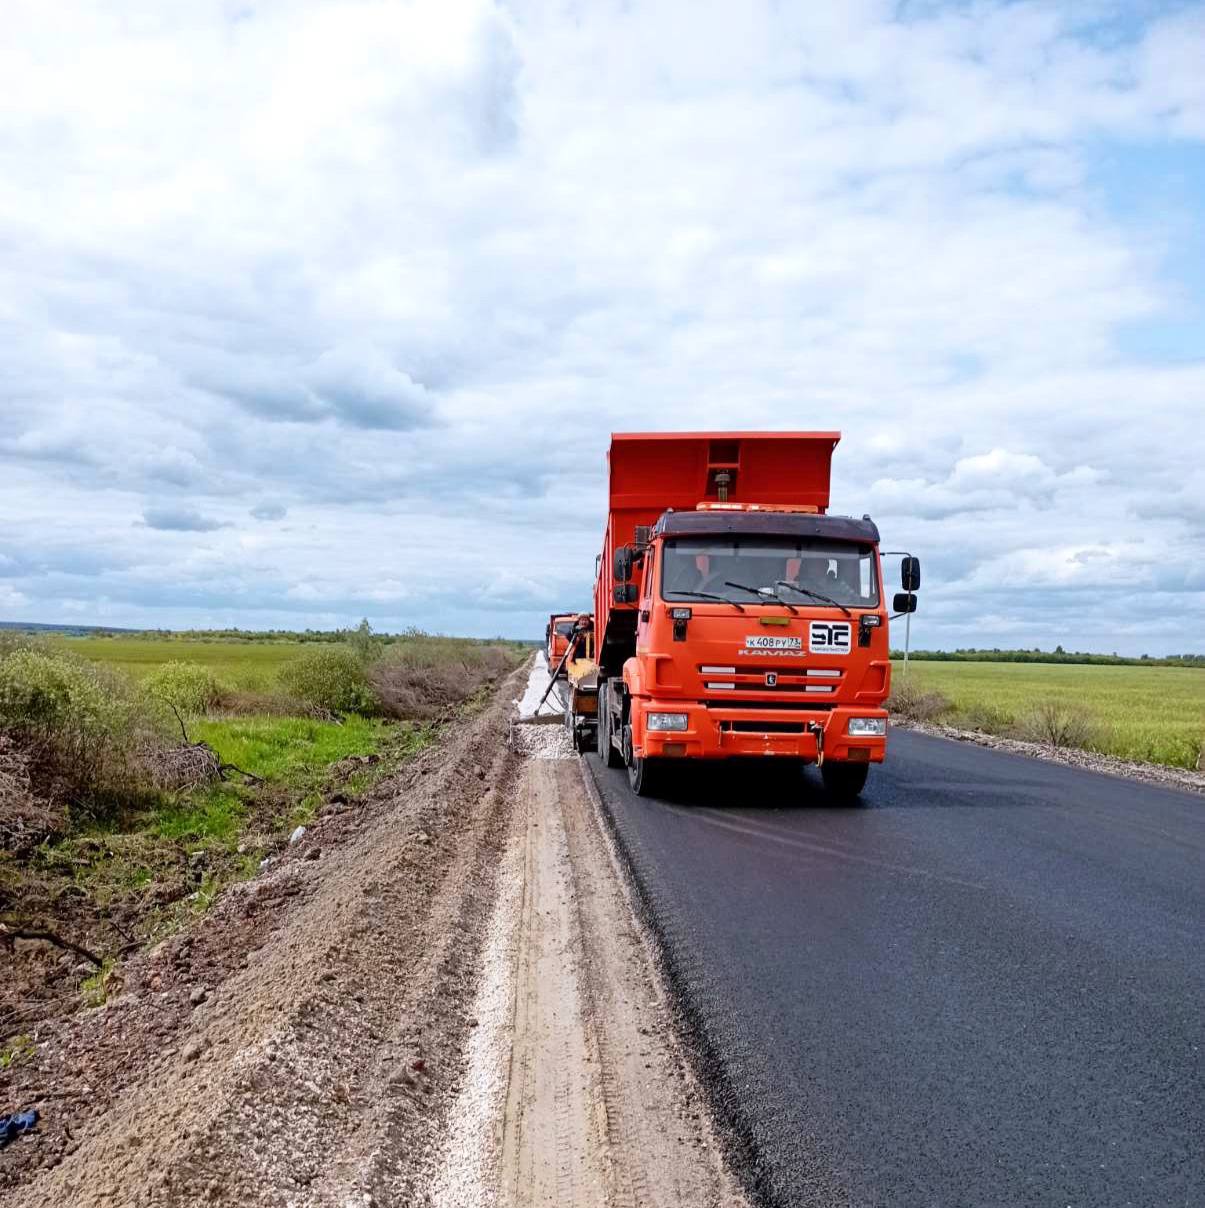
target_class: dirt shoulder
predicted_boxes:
[3,658,746,1207]
[893,718,1205,795]
[431,752,747,1208]
[1,664,526,1206]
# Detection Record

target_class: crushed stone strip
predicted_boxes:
[894,718,1205,794]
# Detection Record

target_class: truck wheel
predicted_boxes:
[821,761,869,802]
[627,753,660,797]
[623,723,659,796]
[599,683,624,769]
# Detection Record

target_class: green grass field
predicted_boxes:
[60,635,306,691]
[2,629,518,998]
[894,661,1205,769]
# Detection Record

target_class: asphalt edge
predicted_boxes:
[577,754,784,1208]
[891,718,1205,795]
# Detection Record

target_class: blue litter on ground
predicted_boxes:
[0,1110,39,1147]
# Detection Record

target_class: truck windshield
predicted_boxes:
[555,621,575,637]
[661,537,879,608]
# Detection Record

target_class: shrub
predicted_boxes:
[277,647,378,714]
[1018,700,1098,749]
[0,649,122,740]
[370,638,518,720]
[144,660,224,716]
[0,648,165,809]
[885,676,951,723]
[953,702,1016,735]
[344,618,380,664]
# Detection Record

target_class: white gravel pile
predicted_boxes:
[511,722,575,760]
[510,653,575,758]
[514,652,565,722]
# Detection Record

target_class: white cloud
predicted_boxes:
[0,0,1202,652]
[140,506,227,533]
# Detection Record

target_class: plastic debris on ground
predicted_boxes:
[0,1110,39,1148]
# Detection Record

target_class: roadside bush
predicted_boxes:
[277,647,378,715]
[1018,700,1099,749]
[370,638,519,721]
[0,648,165,810]
[0,648,121,738]
[952,702,1016,735]
[0,732,67,856]
[144,660,225,716]
[885,676,951,723]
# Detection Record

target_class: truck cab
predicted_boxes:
[545,613,577,675]
[592,433,919,801]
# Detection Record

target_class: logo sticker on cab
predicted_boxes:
[809,621,851,655]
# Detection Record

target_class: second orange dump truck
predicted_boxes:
[578,432,920,800]
[545,613,578,675]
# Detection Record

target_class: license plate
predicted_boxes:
[744,634,802,650]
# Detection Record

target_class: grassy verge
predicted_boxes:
[2,629,523,1021]
[11,715,431,966]
[59,636,305,692]
[889,661,1205,770]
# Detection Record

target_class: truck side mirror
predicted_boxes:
[901,556,921,592]
[893,592,918,614]
[614,547,633,582]
[613,584,638,604]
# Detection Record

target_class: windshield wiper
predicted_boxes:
[776,580,853,617]
[723,580,798,613]
[667,590,745,612]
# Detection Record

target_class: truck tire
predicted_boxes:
[622,722,660,796]
[627,753,660,797]
[821,760,869,802]
[599,683,625,769]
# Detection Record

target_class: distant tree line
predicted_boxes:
[891,647,1205,668]
[72,621,527,649]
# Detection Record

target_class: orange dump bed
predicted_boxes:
[594,433,840,670]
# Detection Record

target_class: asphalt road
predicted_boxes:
[583,732,1204,1208]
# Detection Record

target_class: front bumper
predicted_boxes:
[634,698,888,763]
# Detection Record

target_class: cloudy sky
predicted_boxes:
[2,0,1203,654]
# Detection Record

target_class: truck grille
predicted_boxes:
[720,720,807,734]
[697,663,843,689]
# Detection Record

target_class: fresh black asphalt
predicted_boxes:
[583,731,1203,1208]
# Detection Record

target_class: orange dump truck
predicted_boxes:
[545,613,578,674]
[588,432,919,800]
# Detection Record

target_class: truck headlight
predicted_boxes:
[848,716,887,736]
[647,712,689,731]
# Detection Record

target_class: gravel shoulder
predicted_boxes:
[434,663,748,1207]
[893,717,1205,794]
